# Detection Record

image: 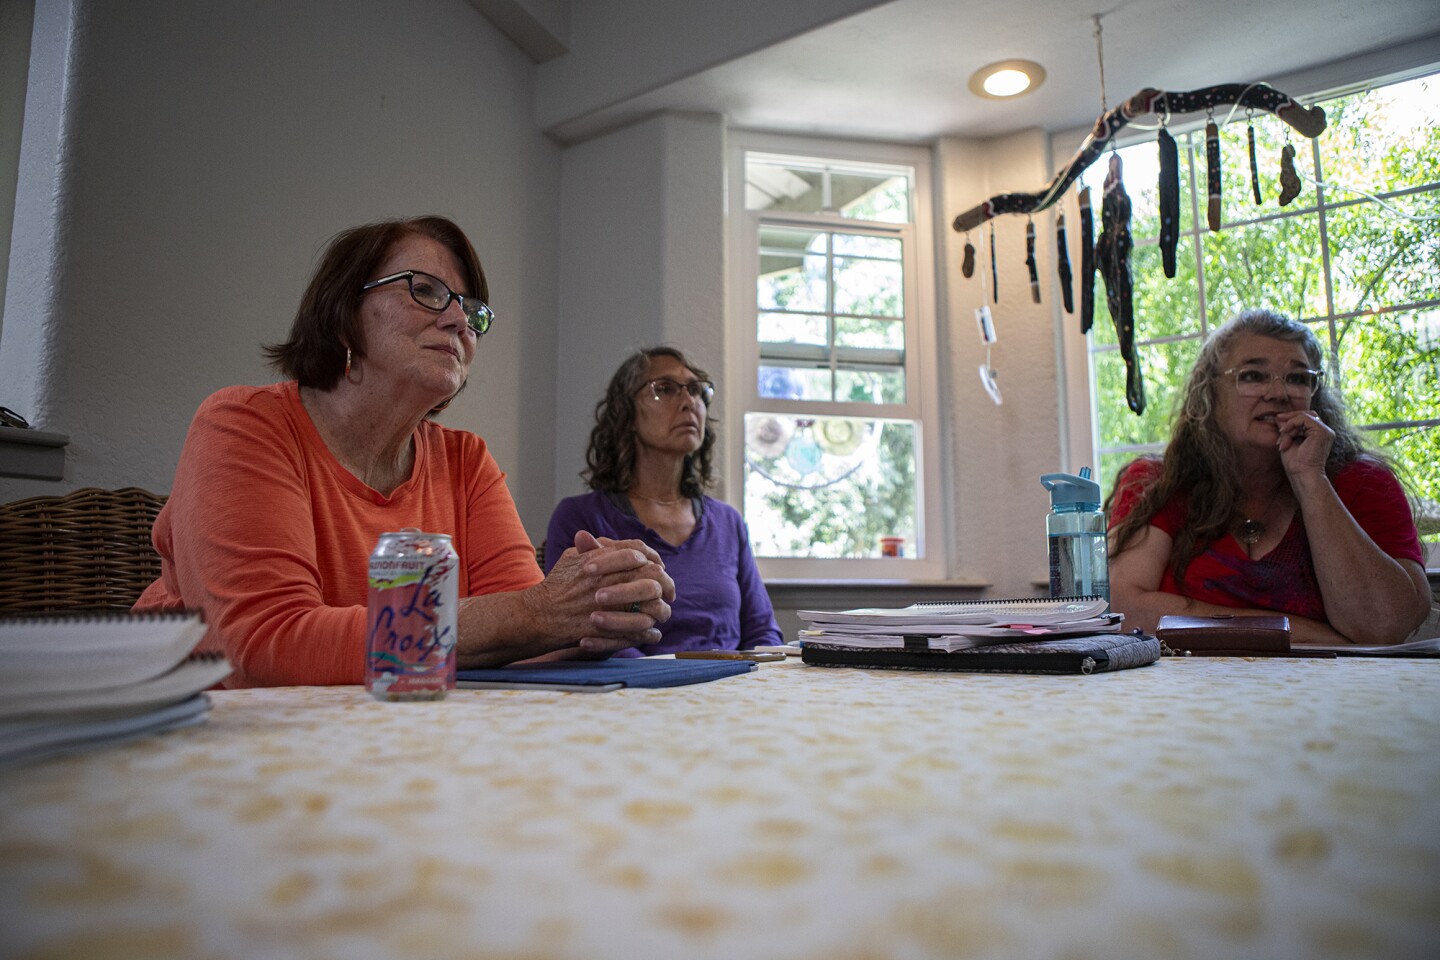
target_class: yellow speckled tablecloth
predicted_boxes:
[2,657,1438,960]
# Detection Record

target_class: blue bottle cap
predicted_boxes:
[1040,471,1101,509]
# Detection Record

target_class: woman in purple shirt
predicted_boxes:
[546,346,782,656]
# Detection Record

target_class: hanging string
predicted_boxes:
[1299,171,1440,222]
[1285,79,1439,220]
[1092,14,1107,118]
[981,228,989,300]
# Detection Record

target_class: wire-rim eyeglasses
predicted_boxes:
[638,378,715,405]
[362,270,494,336]
[1221,365,1324,398]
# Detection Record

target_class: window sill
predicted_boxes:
[763,577,995,609]
[0,426,68,480]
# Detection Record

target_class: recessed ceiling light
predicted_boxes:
[968,59,1047,99]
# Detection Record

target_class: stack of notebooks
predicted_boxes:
[0,610,232,768]
[799,597,1160,674]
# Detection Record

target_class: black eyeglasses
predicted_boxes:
[638,378,715,405]
[1222,365,1324,398]
[362,270,494,336]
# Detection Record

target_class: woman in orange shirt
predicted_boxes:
[135,216,672,686]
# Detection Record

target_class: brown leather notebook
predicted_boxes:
[1154,614,1331,657]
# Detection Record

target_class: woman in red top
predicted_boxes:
[1107,309,1429,645]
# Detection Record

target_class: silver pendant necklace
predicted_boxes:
[1238,518,1264,545]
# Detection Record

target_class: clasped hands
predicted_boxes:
[538,530,675,655]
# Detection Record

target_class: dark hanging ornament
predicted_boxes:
[948,81,1330,236]
[1079,186,1096,335]
[1157,127,1180,279]
[989,223,999,303]
[1247,121,1263,204]
[1096,152,1145,415]
[1278,143,1302,206]
[1205,118,1222,231]
[1056,211,1074,314]
[1025,219,1041,304]
[961,236,976,278]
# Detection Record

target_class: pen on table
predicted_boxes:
[674,650,787,662]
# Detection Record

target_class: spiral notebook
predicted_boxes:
[0,609,214,697]
[0,610,229,767]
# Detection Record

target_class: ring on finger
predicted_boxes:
[629,601,643,614]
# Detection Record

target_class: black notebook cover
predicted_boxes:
[800,632,1160,675]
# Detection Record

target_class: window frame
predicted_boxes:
[726,131,946,580]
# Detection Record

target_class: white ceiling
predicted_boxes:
[554,0,1440,144]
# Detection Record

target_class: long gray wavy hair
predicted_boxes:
[1106,308,1375,580]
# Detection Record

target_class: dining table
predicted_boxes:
[2,655,1437,960]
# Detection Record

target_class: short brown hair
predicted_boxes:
[264,215,488,390]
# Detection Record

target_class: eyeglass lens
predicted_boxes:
[1232,367,1320,397]
[407,273,492,336]
[648,379,714,404]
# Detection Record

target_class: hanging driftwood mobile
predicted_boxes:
[1205,118,1223,231]
[1078,186,1096,334]
[1278,143,1303,205]
[1025,219,1041,304]
[1247,118,1264,204]
[1056,211,1074,314]
[1095,153,1143,413]
[989,224,999,303]
[951,82,1327,415]
[1157,126,1180,278]
[950,84,1326,233]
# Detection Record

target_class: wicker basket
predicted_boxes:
[0,486,167,613]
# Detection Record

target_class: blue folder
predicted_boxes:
[455,658,756,692]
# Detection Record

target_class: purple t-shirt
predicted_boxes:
[544,491,782,656]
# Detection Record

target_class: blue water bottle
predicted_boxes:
[1040,467,1110,603]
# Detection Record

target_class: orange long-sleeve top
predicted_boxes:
[133,382,543,687]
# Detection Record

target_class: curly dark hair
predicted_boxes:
[583,346,717,497]
[263,215,487,402]
[1106,308,1382,581]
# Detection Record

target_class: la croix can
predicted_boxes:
[365,530,459,702]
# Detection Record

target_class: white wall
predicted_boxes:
[0,0,33,341]
[536,0,889,139]
[552,111,725,505]
[0,0,564,540]
[935,129,1063,597]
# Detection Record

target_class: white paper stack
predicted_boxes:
[798,597,1122,651]
[0,611,231,767]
